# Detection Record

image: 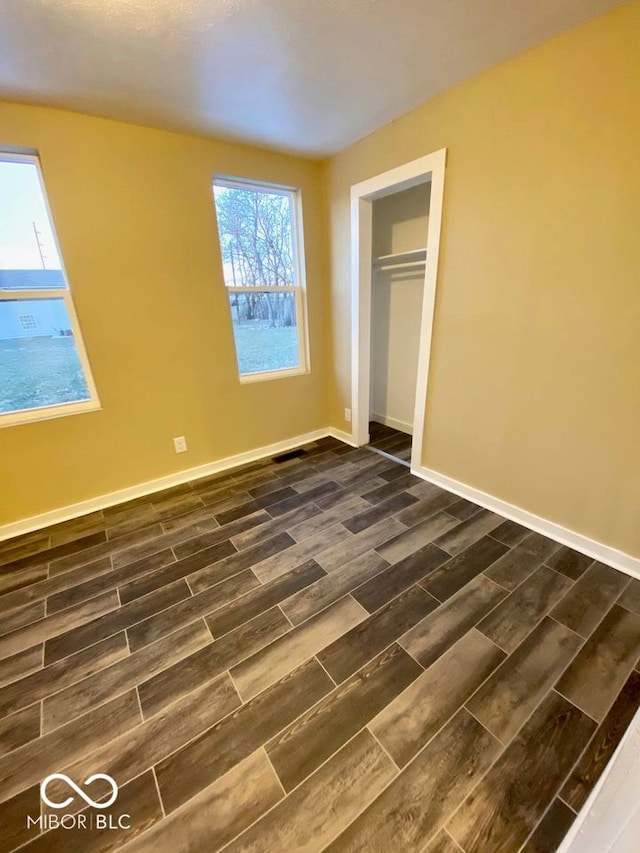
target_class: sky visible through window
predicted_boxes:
[0,160,61,270]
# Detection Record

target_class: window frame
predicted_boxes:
[212,176,310,384]
[0,151,100,429]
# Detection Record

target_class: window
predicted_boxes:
[19,315,38,332]
[212,178,308,381]
[0,152,99,427]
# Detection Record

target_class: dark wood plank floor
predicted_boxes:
[367,421,412,464]
[1,436,639,851]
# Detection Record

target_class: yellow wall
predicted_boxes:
[327,1,640,557]
[0,103,329,525]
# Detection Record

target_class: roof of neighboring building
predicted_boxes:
[0,269,66,290]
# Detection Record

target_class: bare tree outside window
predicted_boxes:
[213,180,307,379]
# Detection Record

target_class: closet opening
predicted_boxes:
[367,182,431,466]
[349,149,447,474]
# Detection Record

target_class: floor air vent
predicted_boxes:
[272,448,307,463]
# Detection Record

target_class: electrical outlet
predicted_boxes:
[173,436,187,453]
[344,408,352,423]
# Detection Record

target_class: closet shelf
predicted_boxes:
[373,248,427,270]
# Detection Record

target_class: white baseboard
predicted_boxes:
[0,428,335,543]
[412,464,640,580]
[370,413,413,436]
[327,427,359,447]
[9,430,636,585]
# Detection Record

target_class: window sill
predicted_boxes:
[238,366,309,384]
[0,399,102,429]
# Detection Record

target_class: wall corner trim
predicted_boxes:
[411,464,640,580]
[0,427,337,542]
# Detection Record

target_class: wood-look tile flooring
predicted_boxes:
[367,421,412,465]
[1,436,639,851]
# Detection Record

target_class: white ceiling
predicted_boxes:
[0,0,626,157]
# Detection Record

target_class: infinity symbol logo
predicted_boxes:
[40,773,119,810]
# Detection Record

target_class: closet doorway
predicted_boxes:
[350,150,447,472]
[369,182,431,465]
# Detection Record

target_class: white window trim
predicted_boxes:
[213,177,310,383]
[0,151,101,429]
